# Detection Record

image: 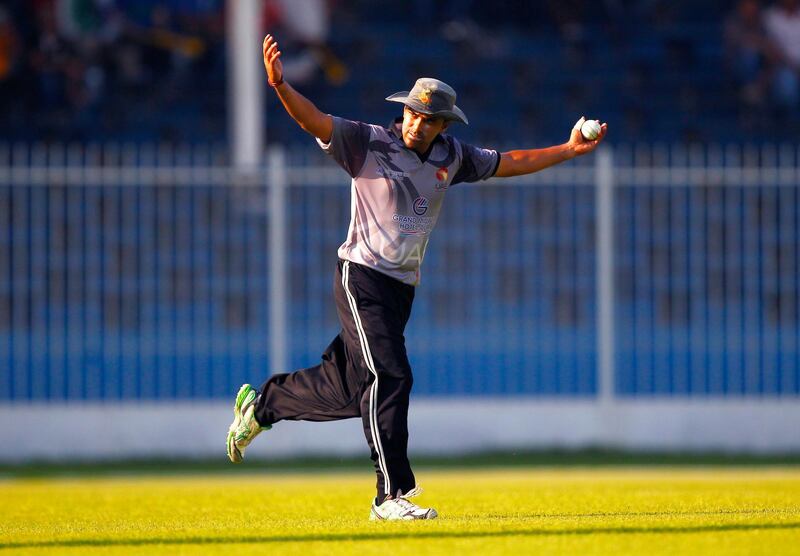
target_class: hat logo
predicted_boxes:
[418,87,432,105]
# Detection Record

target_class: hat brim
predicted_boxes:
[385,91,469,125]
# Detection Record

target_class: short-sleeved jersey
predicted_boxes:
[317,116,500,285]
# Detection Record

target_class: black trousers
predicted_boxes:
[254,259,416,500]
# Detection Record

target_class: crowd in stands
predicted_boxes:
[0,0,798,146]
[0,0,226,143]
[724,0,800,133]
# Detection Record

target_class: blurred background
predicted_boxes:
[3,0,800,145]
[1,0,799,463]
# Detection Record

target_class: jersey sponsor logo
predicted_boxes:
[413,196,429,216]
[393,213,434,235]
[376,166,410,179]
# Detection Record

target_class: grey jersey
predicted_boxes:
[318,116,500,286]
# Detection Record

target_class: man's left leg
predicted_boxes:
[337,261,433,519]
[361,367,416,498]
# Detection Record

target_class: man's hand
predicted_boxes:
[567,116,608,157]
[261,33,333,142]
[263,34,283,84]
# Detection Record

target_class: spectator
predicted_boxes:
[0,6,26,130]
[763,0,800,120]
[411,0,477,26]
[263,0,347,86]
[723,0,778,120]
[131,5,206,83]
[29,4,72,111]
[0,7,21,86]
[547,0,587,41]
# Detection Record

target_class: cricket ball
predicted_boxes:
[580,119,601,141]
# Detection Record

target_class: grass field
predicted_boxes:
[1,466,799,555]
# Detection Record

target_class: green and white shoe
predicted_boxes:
[226,384,270,463]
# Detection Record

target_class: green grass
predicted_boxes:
[1,467,799,555]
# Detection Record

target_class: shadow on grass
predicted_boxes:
[2,521,799,550]
[3,449,800,479]
[471,508,798,520]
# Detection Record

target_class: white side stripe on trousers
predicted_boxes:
[341,261,391,496]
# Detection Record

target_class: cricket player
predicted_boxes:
[226,34,608,521]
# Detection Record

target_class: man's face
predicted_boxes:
[401,107,448,153]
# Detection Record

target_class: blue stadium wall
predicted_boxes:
[2,157,800,402]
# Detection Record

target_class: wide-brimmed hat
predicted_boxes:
[386,78,469,125]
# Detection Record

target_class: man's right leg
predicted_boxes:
[255,333,364,425]
[227,333,364,463]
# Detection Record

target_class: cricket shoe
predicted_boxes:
[369,491,438,521]
[226,384,270,463]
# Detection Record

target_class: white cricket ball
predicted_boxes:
[580,119,601,141]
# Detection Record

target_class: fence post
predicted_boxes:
[268,147,288,375]
[227,0,263,170]
[596,146,615,406]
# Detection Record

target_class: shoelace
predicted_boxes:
[392,497,421,513]
[402,485,423,499]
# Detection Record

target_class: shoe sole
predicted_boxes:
[226,384,251,463]
[369,505,438,521]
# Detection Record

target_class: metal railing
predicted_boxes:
[1,143,799,402]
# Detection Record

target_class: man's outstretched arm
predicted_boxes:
[263,34,333,143]
[494,117,608,178]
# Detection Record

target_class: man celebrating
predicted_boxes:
[226,34,608,521]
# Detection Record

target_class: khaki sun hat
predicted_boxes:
[386,77,469,125]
